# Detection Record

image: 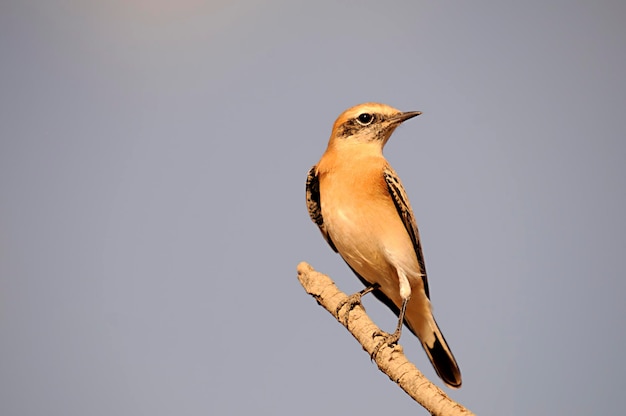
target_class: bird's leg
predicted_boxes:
[371,297,409,359]
[335,283,379,325]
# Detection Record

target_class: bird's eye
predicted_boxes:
[356,113,374,126]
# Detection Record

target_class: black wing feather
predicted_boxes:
[383,166,430,298]
[306,166,338,252]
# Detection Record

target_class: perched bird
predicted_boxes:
[306,102,462,388]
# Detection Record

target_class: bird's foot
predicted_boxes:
[335,292,365,325]
[335,284,378,325]
[370,329,401,360]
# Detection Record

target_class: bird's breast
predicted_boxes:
[318,162,413,281]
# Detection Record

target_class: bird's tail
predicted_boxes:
[362,281,462,388]
[417,316,462,388]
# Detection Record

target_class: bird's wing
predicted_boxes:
[383,165,430,298]
[306,166,338,252]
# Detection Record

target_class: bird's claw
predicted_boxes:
[370,330,401,360]
[335,293,364,325]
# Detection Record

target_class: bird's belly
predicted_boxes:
[322,201,411,301]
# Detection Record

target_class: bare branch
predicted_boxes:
[297,262,475,416]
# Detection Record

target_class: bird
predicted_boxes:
[305,102,462,388]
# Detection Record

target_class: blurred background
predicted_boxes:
[1,1,625,415]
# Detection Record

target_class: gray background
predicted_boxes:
[2,1,625,415]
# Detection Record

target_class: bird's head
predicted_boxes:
[327,102,421,152]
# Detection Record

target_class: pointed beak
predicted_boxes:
[379,110,422,144]
[390,111,422,125]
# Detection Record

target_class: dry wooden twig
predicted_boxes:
[297,262,475,416]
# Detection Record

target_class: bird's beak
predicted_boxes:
[390,111,422,125]
[379,111,422,144]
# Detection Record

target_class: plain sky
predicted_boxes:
[1,1,625,415]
